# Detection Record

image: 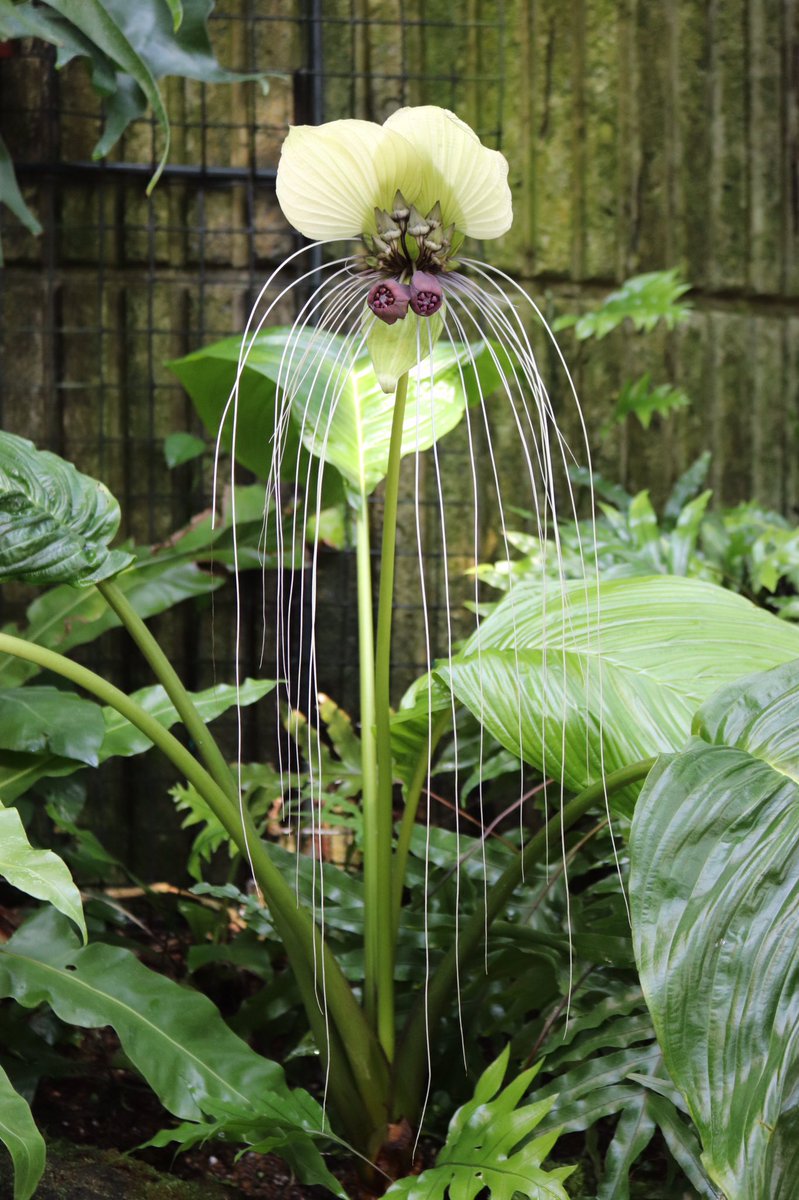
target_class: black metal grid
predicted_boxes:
[0,0,507,872]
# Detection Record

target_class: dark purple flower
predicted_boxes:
[367,278,412,325]
[409,271,443,317]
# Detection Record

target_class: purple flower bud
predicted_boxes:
[367,278,411,325]
[409,271,443,318]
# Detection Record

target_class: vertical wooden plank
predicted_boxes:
[707,0,748,291]
[781,0,799,295]
[615,0,640,278]
[533,0,580,276]
[676,0,713,289]
[747,0,784,293]
[749,315,786,507]
[582,0,621,280]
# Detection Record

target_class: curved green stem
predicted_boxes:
[393,757,657,1121]
[372,370,409,1060]
[392,711,449,937]
[97,578,236,800]
[0,632,389,1141]
[354,493,380,1028]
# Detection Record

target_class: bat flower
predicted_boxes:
[274,106,512,390]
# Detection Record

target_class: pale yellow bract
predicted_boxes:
[276,105,513,244]
[275,106,513,391]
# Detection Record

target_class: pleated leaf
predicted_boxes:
[629,659,799,1199]
[441,577,799,812]
[0,1061,45,1200]
[0,433,133,586]
[385,1047,573,1199]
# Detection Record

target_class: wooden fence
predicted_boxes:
[0,0,796,868]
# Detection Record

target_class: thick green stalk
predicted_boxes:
[0,632,389,1140]
[372,370,409,1060]
[392,711,449,936]
[354,493,380,1027]
[97,578,237,800]
[393,757,657,1120]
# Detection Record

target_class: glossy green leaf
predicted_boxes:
[0,806,85,941]
[386,1047,573,1199]
[630,659,799,1199]
[163,431,206,467]
[0,687,104,765]
[100,676,275,758]
[597,1092,656,1200]
[168,328,500,493]
[0,554,220,689]
[0,433,133,586]
[0,907,328,1130]
[0,677,272,804]
[44,0,171,190]
[441,576,799,812]
[0,1061,45,1200]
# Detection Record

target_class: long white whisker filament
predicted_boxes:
[443,298,533,869]
[440,315,489,968]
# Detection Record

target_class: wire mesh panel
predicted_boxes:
[0,0,511,871]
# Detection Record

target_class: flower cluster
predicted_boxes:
[274,106,513,389]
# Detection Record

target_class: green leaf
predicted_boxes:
[386,1050,573,1199]
[100,0,263,85]
[553,270,692,341]
[630,659,799,1199]
[0,687,104,765]
[43,0,171,191]
[100,676,275,758]
[0,1060,45,1200]
[164,431,206,468]
[0,133,42,264]
[604,374,691,433]
[597,1092,656,1200]
[165,0,183,32]
[0,554,220,689]
[168,328,500,493]
[0,806,85,941]
[0,432,133,586]
[441,576,799,813]
[0,907,330,1130]
[0,678,272,804]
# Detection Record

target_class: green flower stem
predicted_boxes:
[97,578,235,800]
[373,370,410,1061]
[393,757,657,1121]
[354,491,380,1029]
[392,710,449,937]
[0,632,389,1140]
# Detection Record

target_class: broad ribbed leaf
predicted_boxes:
[386,1047,573,1199]
[0,907,327,1129]
[0,433,133,586]
[168,329,500,492]
[0,807,85,940]
[630,659,799,1199]
[441,577,799,812]
[0,687,103,765]
[0,1061,45,1200]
